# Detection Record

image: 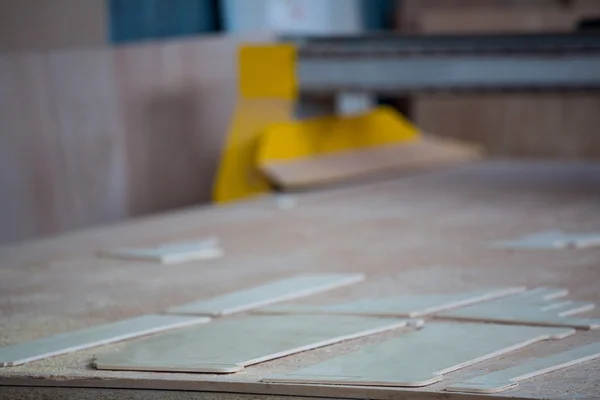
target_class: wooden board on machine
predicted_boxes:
[260,135,483,190]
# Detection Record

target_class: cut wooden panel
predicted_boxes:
[0,315,208,367]
[256,286,526,317]
[447,341,600,393]
[440,288,600,330]
[93,314,409,373]
[99,237,222,264]
[264,322,574,387]
[166,273,364,316]
[541,301,595,316]
[260,135,482,190]
[492,230,600,250]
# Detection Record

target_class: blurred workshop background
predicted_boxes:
[1,0,599,245]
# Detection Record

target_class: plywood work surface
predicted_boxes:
[1,161,600,400]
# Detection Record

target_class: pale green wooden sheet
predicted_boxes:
[93,314,408,373]
[447,341,600,393]
[166,273,365,316]
[99,237,221,264]
[256,286,525,317]
[491,230,600,250]
[440,287,600,330]
[0,314,209,367]
[264,322,574,387]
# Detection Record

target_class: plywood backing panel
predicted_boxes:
[114,37,239,215]
[0,0,107,53]
[409,8,600,158]
[0,35,270,244]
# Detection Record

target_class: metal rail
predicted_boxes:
[291,33,600,93]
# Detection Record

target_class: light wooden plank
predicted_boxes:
[256,287,525,317]
[99,237,222,264]
[166,273,365,316]
[492,230,600,249]
[93,314,409,373]
[440,288,600,330]
[264,322,574,387]
[0,315,209,367]
[447,341,600,393]
[260,135,482,190]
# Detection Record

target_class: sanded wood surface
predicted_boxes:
[0,161,600,400]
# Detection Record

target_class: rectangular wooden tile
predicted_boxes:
[93,314,408,373]
[99,237,222,264]
[0,314,209,367]
[256,287,525,317]
[492,230,600,250]
[167,273,365,316]
[264,322,574,387]
[447,341,600,393]
[440,287,600,330]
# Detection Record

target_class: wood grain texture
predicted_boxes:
[405,6,600,159]
[113,36,239,216]
[0,34,271,245]
[1,162,600,400]
[0,49,127,243]
[0,0,107,53]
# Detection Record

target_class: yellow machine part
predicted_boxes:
[213,44,420,203]
[213,44,297,203]
[257,105,420,165]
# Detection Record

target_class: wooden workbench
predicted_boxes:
[1,161,600,400]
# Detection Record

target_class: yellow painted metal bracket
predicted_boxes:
[213,44,297,203]
[213,43,421,203]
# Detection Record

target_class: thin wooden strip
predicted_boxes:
[256,287,525,317]
[99,237,222,264]
[93,314,410,373]
[491,230,600,250]
[166,273,365,317]
[446,341,600,394]
[264,322,574,387]
[0,315,209,367]
[440,288,600,330]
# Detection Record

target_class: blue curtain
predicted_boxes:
[109,0,219,44]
